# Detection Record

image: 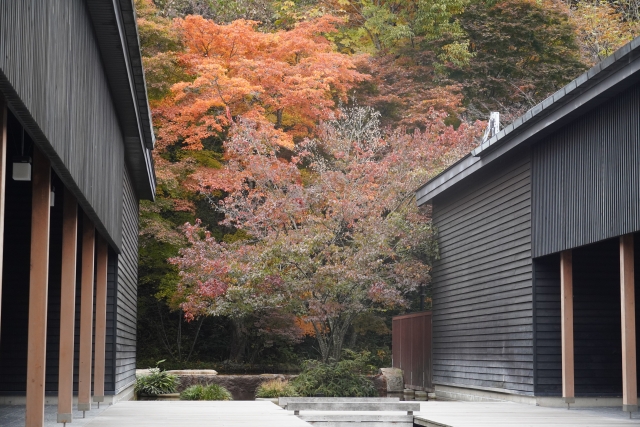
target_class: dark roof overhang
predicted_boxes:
[416,36,640,207]
[85,0,156,201]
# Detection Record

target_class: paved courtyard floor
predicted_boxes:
[81,401,310,427]
[0,402,109,427]
[414,401,640,426]
[4,399,640,426]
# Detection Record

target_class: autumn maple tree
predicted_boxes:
[152,15,368,151]
[171,107,482,361]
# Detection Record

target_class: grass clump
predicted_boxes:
[180,384,233,401]
[255,379,299,398]
[135,361,178,395]
[291,351,377,397]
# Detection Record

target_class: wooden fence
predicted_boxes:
[391,311,432,391]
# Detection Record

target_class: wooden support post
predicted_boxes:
[57,189,78,424]
[620,234,637,413]
[78,215,95,414]
[93,236,108,406]
[0,95,7,338]
[25,148,51,427]
[560,250,575,407]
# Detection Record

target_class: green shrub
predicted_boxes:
[135,362,179,395]
[255,379,299,398]
[291,351,377,397]
[180,384,233,401]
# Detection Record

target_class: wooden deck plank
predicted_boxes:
[85,401,311,427]
[414,401,640,426]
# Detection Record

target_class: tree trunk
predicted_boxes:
[229,318,247,363]
[275,109,283,129]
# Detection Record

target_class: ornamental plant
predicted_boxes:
[291,350,377,397]
[134,361,179,395]
[180,384,233,400]
[255,379,299,398]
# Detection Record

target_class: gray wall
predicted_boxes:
[430,152,534,394]
[115,167,139,393]
[0,0,125,249]
[531,82,640,258]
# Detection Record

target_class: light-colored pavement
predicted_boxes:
[5,399,640,426]
[0,402,109,427]
[82,400,310,427]
[414,401,640,426]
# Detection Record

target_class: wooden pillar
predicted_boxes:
[620,234,637,413]
[78,215,95,413]
[0,95,7,337]
[93,236,108,405]
[25,148,51,427]
[560,250,575,406]
[57,189,78,424]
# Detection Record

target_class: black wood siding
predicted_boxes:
[430,152,534,394]
[115,167,138,393]
[532,82,640,258]
[0,0,126,250]
[532,254,561,395]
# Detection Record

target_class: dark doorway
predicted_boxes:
[533,233,640,396]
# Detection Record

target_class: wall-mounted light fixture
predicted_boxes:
[13,128,31,181]
[50,185,55,207]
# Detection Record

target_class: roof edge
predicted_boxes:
[416,36,640,206]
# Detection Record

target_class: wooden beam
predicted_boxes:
[560,250,575,405]
[620,234,637,413]
[78,215,95,413]
[57,189,78,424]
[93,235,108,405]
[0,94,7,338]
[25,148,51,427]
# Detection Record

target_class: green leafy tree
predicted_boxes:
[457,0,586,120]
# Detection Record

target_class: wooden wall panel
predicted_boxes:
[532,82,640,258]
[115,167,139,393]
[0,0,125,249]
[392,312,432,390]
[431,152,533,395]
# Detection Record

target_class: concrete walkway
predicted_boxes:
[82,401,310,427]
[414,401,640,426]
[0,403,109,427]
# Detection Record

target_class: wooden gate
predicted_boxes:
[392,311,432,391]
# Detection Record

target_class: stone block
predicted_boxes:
[379,368,404,393]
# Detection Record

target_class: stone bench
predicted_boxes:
[279,397,399,409]
[283,399,420,426]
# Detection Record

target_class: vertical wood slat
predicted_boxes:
[532,84,640,258]
[56,189,78,423]
[0,94,7,338]
[560,250,575,403]
[78,215,95,412]
[93,235,108,403]
[620,234,637,412]
[25,148,51,427]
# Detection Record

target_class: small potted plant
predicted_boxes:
[255,379,299,405]
[135,360,179,400]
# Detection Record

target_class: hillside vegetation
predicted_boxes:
[135,0,638,369]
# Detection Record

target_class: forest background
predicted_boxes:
[135,0,640,371]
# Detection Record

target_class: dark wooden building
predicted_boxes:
[0,1,155,425]
[416,37,640,411]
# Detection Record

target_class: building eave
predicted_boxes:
[85,0,156,201]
